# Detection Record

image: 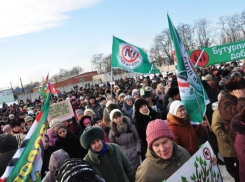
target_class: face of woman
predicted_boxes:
[113,115,123,125]
[13,126,21,132]
[44,136,49,149]
[152,137,173,160]
[91,138,103,152]
[86,112,92,116]
[175,105,187,119]
[94,120,103,127]
[139,104,148,114]
[58,128,67,138]
[126,99,133,106]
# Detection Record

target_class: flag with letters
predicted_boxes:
[167,14,210,124]
[0,82,50,182]
[112,36,160,74]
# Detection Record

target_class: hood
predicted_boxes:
[212,102,219,111]
[110,116,132,128]
[0,133,18,153]
[48,149,70,172]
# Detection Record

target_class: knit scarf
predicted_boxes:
[90,141,107,155]
[139,108,150,116]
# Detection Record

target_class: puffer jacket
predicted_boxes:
[211,102,236,157]
[135,143,190,182]
[108,116,141,170]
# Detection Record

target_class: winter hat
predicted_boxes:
[49,149,70,173]
[9,114,15,119]
[146,119,174,148]
[88,95,96,100]
[2,125,11,133]
[99,97,106,102]
[76,109,84,116]
[80,116,92,127]
[106,100,114,108]
[2,116,8,123]
[0,121,6,128]
[92,117,102,125]
[169,100,184,116]
[118,93,126,100]
[109,109,122,121]
[124,95,133,102]
[27,110,34,116]
[134,99,148,112]
[132,89,139,97]
[204,74,213,81]
[49,119,62,128]
[140,87,152,98]
[10,121,21,128]
[0,133,18,152]
[24,116,33,123]
[80,126,104,149]
[56,158,105,182]
[84,109,94,116]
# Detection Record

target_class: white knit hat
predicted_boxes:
[49,119,62,128]
[109,109,122,121]
[169,100,184,116]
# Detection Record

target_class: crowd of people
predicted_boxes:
[0,61,245,181]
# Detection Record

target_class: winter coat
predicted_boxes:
[87,102,102,118]
[135,143,190,182]
[41,146,57,179]
[0,133,18,176]
[218,90,245,150]
[84,143,135,182]
[55,130,87,158]
[108,116,141,170]
[122,102,135,125]
[47,128,58,147]
[231,114,245,182]
[42,149,70,182]
[134,107,157,160]
[211,102,236,157]
[167,113,199,156]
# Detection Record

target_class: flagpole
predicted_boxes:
[111,67,113,99]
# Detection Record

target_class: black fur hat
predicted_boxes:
[80,126,104,149]
[134,98,148,112]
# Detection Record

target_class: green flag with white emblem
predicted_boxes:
[112,36,160,74]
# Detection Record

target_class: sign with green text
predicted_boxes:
[48,100,74,122]
[188,39,245,67]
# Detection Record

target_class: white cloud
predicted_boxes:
[0,0,102,39]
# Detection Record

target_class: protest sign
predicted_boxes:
[166,141,222,182]
[14,133,26,148]
[48,100,74,122]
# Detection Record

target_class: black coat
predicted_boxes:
[55,131,87,158]
[134,107,157,160]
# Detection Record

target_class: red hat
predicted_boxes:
[146,119,174,148]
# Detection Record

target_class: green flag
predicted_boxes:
[112,36,160,74]
[167,15,210,124]
[188,40,245,67]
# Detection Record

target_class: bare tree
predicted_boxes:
[90,54,104,73]
[194,18,216,48]
[102,54,112,73]
[70,66,83,76]
[177,23,196,51]
[218,14,241,43]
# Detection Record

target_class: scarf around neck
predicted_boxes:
[90,141,107,155]
[140,108,150,116]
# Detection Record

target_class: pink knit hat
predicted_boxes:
[146,119,174,148]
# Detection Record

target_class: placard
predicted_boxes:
[14,133,26,148]
[47,100,74,122]
[166,141,222,182]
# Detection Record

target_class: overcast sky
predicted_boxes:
[0,0,244,89]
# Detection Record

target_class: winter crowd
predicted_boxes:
[0,61,245,181]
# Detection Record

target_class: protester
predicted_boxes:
[0,133,18,176]
[24,115,34,133]
[135,119,190,181]
[55,125,87,158]
[92,117,110,143]
[42,149,70,182]
[56,158,105,182]
[10,121,24,135]
[80,126,135,182]
[166,100,200,155]
[47,119,62,146]
[122,95,135,125]
[108,109,141,170]
[231,108,245,182]
[134,98,157,160]
[84,109,96,121]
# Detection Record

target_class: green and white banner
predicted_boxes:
[168,15,210,124]
[188,39,245,67]
[112,36,160,74]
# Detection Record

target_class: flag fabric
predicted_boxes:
[0,91,50,182]
[112,36,160,74]
[167,15,210,124]
[40,74,60,99]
